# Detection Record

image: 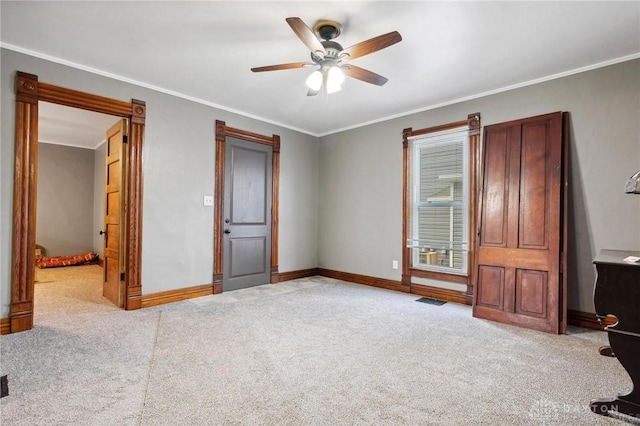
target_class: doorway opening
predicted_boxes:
[34,102,121,322]
[9,72,146,334]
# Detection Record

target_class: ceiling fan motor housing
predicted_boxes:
[311,40,344,63]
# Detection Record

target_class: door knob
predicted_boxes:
[224,229,231,234]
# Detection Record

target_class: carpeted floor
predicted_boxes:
[0,266,637,425]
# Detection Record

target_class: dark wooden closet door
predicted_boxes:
[473,112,566,333]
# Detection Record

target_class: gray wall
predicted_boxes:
[36,143,95,257]
[1,48,319,317]
[92,142,106,258]
[318,59,640,313]
[3,46,638,318]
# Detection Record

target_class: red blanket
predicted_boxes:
[36,251,98,269]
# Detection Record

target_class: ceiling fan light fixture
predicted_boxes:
[328,66,345,85]
[306,70,323,91]
[326,66,345,94]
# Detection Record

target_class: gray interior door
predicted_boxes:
[223,137,272,291]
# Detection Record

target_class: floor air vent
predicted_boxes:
[1,375,8,398]
[416,297,446,306]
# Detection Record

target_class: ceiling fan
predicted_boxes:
[251,17,402,96]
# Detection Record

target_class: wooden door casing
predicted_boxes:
[10,72,145,334]
[213,121,280,294]
[473,112,567,334]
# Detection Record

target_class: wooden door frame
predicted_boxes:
[214,120,280,293]
[10,71,146,333]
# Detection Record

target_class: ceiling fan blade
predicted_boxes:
[251,62,314,72]
[343,65,388,86]
[286,17,327,58]
[341,31,402,60]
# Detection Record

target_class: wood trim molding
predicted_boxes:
[411,283,469,305]
[407,119,469,138]
[213,120,280,291]
[567,309,614,331]
[224,125,278,147]
[141,284,214,308]
[316,268,469,305]
[465,285,474,306]
[271,135,280,283]
[279,268,319,282]
[317,268,406,293]
[139,266,470,310]
[401,128,412,291]
[467,113,481,293]
[38,82,132,116]
[410,268,469,284]
[10,71,146,334]
[411,284,470,305]
[0,318,10,335]
[402,114,481,299]
[125,100,146,310]
[11,72,39,333]
[213,120,225,292]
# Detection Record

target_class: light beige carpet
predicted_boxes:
[34,264,117,320]
[0,268,636,425]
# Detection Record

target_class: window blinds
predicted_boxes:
[411,127,469,273]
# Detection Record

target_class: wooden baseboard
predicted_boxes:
[567,309,614,331]
[316,269,600,323]
[139,269,321,308]
[279,268,320,282]
[316,268,471,305]
[317,268,406,292]
[140,269,320,307]
[98,257,104,268]
[141,283,213,308]
[0,317,10,335]
[5,274,596,333]
[411,283,470,305]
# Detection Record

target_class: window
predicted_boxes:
[411,127,469,274]
[402,114,480,286]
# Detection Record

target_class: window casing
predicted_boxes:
[410,127,469,275]
[401,114,480,289]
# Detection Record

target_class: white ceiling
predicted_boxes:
[39,102,120,149]
[2,1,639,137]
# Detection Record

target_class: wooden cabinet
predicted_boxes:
[590,249,640,420]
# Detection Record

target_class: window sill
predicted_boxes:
[410,267,469,285]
